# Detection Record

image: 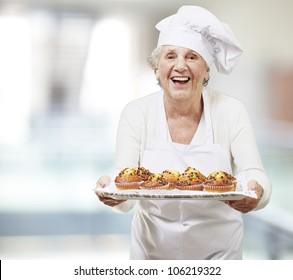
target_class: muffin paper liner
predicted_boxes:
[175,184,204,191]
[115,181,144,190]
[203,184,236,193]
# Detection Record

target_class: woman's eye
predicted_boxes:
[187,55,198,60]
[166,54,175,59]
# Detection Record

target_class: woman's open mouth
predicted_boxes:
[171,76,190,84]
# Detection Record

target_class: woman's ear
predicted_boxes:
[154,69,161,86]
[155,68,159,81]
[203,66,210,86]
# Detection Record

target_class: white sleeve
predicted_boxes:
[115,102,144,170]
[112,200,137,214]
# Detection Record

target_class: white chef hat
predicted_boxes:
[156,6,243,74]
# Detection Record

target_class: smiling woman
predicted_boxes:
[96,5,272,260]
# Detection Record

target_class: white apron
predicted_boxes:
[129,91,243,260]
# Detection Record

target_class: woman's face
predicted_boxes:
[156,46,209,101]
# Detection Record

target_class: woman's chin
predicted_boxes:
[166,90,193,101]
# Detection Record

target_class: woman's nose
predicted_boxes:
[174,57,187,71]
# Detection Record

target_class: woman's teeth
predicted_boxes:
[171,77,190,83]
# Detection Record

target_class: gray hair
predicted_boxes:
[147,46,162,71]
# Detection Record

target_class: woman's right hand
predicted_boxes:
[95,175,126,207]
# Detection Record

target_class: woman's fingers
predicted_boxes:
[96,175,111,188]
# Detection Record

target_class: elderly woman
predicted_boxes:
[96,6,272,259]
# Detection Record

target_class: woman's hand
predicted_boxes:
[95,175,126,207]
[224,180,264,214]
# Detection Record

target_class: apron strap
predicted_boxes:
[202,88,213,144]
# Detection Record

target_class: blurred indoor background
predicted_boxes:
[0,0,292,259]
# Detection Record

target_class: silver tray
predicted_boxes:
[95,184,257,201]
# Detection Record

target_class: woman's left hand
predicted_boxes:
[224,180,264,213]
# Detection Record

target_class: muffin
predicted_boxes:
[176,171,204,191]
[115,167,143,190]
[136,166,153,181]
[183,167,207,182]
[203,171,237,193]
[140,173,172,190]
[161,169,180,188]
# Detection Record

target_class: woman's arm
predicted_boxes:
[229,102,272,211]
